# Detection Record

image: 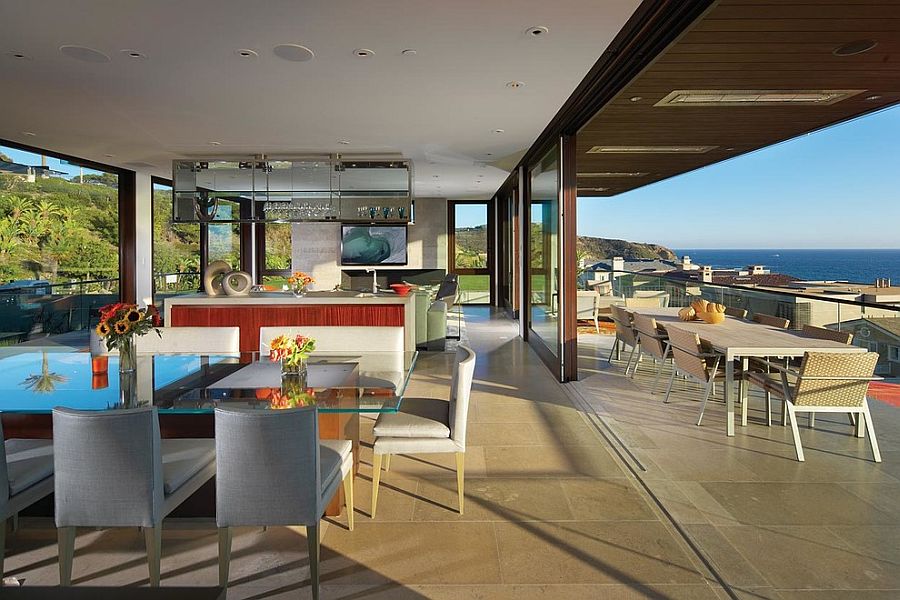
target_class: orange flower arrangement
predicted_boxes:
[269,333,316,368]
[269,381,317,409]
[287,271,315,295]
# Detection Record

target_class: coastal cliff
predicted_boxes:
[577,236,677,262]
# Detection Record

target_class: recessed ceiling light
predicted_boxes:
[22,131,36,137]
[525,26,549,37]
[104,153,114,158]
[586,145,717,154]
[865,94,882,101]
[506,81,525,89]
[235,49,259,59]
[273,44,315,62]
[492,129,505,134]
[338,139,351,145]
[655,89,864,107]
[7,50,32,60]
[59,45,111,63]
[833,39,877,56]
[485,152,493,156]
[629,96,643,102]
[353,48,375,58]
[209,141,222,146]
[725,147,736,151]
[401,48,417,56]
[577,172,648,178]
[120,49,147,60]
[577,187,608,192]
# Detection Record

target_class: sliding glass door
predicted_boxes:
[448,200,494,305]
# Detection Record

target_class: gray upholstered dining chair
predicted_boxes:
[371,345,476,516]
[1,422,54,578]
[215,407,353,600]
[53,407,216,586]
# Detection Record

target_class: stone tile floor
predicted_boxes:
[576,331,900,599]
[7,312,894,598]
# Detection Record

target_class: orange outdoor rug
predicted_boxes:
[868,382,900,408]
[577,321,616,336]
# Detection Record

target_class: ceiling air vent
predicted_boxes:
[585,146,716,154]
[655,89,866,107]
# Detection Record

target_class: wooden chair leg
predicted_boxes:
[218,527,232,587]
[58,526,76,586]
[307,523,320,600]
[786,404,805,462]
[144,525,162,587]
[383,454,391,472]
[342,472,355,531]
[456,452,465,515]
[862,403,881,463]
[371,453,383,518]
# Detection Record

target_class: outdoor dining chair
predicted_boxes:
[215,406,353,600]
[630,313,672,393]
[746,352,881,462]
[608,305,640,375]
[371,345,475,516]
[53,407,216,586]
[663,325,743,426]
[1,422,54,578]
[800,325,853,345]
[752,313,790,329]
[724,307,748,319]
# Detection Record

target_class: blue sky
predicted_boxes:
[1,146,104,178]
[576,104,900,249]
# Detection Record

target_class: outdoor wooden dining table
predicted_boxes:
[625,307,866,436]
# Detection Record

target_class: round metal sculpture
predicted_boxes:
[203,260,232,296]
[222,270,253,297]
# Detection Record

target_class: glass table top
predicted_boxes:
[0,349,417,414]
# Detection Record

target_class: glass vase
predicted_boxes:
[118,336,136,374]
[282,356,308,380]
[291,285,307,297]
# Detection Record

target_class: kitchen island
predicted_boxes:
[165,290,417,352]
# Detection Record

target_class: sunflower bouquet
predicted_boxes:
[95,303,161,372]
[287,271,315,296]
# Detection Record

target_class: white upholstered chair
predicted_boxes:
[370,345,475,516]
[53,407,216,586]
[215,407,353,600]
[91,326,241,355]
[0,422,54,577]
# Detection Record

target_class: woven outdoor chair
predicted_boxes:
[800,325,853,345]
[608,305,640,376]
[752,313,790,329]
[724,307,748,319]
[746,352,881,462]
[630,313,672,393]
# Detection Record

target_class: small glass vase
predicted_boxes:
[282,355,308,380]
[118,336,136,374]
[291,285,307,298]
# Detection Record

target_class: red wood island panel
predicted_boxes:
[169,303,405,353]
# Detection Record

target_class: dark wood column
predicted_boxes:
[118,170,137,304]
[561,134,578,382]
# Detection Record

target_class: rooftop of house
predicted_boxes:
[587,258,679,273]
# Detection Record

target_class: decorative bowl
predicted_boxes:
[389,283,412,296]
[699,311,726,325]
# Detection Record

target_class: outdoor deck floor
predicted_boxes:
[4,312,897,598]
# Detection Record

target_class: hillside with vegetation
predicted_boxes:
[0,172,119,287]
[454,223,676,268]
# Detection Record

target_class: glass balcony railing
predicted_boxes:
[581,270,900,380]
[0,278,119,345]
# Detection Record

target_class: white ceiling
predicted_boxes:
[0,0,640,199]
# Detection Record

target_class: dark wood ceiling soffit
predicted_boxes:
[577,0,900,197]
[498,0,716,193]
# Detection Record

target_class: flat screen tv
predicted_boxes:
[340,225,408,266]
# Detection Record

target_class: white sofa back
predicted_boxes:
[92,326,241,355]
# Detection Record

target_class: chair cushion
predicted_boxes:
[320,439,352,492]
[161,439,216,496]
[374,398,450,439]
[5,439,53,497]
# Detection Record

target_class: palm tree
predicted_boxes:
[21,352,68,393]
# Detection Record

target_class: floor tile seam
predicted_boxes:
[566,379,741,600]
[490,521,505,585]
[822,524,900,561]
[681,522,774,589]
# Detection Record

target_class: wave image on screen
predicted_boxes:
[341,226,408,265]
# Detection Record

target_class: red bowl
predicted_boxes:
[389,283,412,296]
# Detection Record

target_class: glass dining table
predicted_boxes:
[0,348,418,414]
[0,348,418,517]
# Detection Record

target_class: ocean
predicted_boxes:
[674,249,900,285]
